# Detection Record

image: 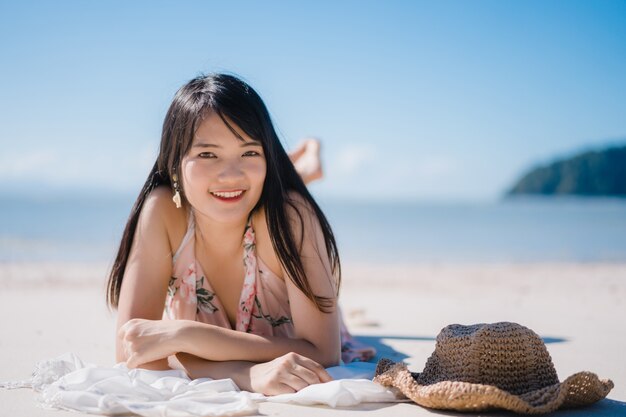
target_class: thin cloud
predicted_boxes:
[332,144,376,176]
[0,145,155,190]
[0,150,59,177]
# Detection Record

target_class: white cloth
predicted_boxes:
[0,353,397,416]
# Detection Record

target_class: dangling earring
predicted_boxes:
[172,174,182,209]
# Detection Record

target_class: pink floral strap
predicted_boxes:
[236,217,257,332]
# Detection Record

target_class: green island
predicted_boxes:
[507,144,626,197]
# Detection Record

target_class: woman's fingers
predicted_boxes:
[275,383,297,395]
[118,318,181,368]
[278,353,333,389]
[126,353,138,369]
[280,372,310,393]
[123,340,145,368]
[250,353,334,395]
[295,355,333,383]
[290,364,322,385]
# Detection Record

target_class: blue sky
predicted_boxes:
[1,0,625,201]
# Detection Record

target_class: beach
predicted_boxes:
[1,261,624,416]
[3,0,626,415]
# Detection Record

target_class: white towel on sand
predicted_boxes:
[0,353,397,416]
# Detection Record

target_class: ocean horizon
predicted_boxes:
[1,192,625,264]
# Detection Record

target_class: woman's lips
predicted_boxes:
[210,190,246,203]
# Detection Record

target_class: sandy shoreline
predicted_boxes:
[1,261,624,416]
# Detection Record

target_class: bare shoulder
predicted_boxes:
[284,190,320,242]
[285,190,315,213]
[116,185,187,361]
[251,205,284,279]
[252,191,325,277]
[140,185,188,255]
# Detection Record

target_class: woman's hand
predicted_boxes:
[249,352,332,395]
[118,318,186,368]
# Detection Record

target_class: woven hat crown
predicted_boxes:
[416,322,559,395]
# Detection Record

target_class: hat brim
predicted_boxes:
[373,359,614,415]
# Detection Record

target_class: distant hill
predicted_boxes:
[507,144,626,197]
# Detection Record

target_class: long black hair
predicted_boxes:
[106,73,340,313]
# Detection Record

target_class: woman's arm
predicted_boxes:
[118,332,332,395]
[281,193,341,365]
[115,186,182,370]
[120,314,335,368]
[173,352,332,395]
[178,320,335,366]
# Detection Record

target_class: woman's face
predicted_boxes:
[181,112,266,224]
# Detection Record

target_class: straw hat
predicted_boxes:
[373,322,614,414]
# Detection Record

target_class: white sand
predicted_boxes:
[1,262,624,416]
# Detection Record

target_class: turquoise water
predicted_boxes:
[321,197,626,263]
[1,194,625,263]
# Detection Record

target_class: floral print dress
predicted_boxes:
[163,210,375,363]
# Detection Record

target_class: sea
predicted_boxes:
[1,193,626,263]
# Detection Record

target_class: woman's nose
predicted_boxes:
[216,160,245,182]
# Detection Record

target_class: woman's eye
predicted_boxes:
[243,150,260,157]
[199,152,217,158]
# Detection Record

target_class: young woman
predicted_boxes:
[106,73,375,396]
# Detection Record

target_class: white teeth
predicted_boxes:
[211,190,244,198]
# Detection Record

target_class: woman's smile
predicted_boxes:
[210,189,246,202]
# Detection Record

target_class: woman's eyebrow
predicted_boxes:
[241,141,262,147]
[192,141,262,148]
[192,143,219,148]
